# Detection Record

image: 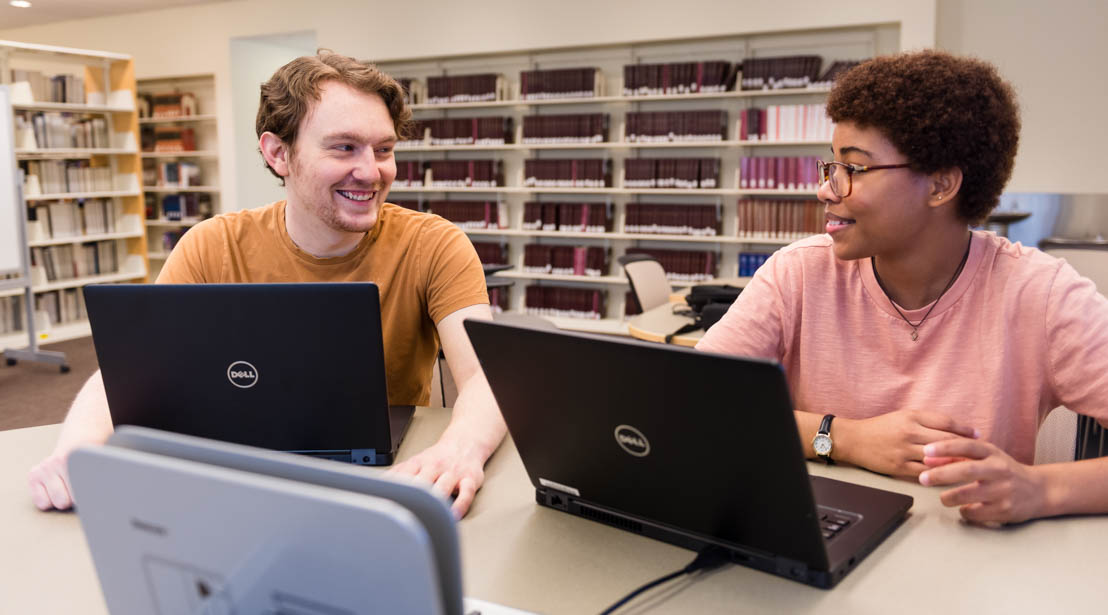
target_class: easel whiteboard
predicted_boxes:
[0,85,23,275]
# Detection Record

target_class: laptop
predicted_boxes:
[84,283,414,465]
[68,426,531,615]
[463,320,913,589]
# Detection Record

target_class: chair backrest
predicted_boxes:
[618,254,671,313]
[1035,240,1108,462]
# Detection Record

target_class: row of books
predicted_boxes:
[426,74,506,103]
[488,286,510,313]
[28,198,122,239]
[522,202,613,233]
[739,156,822,191]
[523,245,610,277]
[521,114,608,144]
[425,200,507,229]
[625,248,717,282]
[147,193,214,221]
[523,159,610,188]
[622,61,736,96]
[143,161,203,187]
[35,288,88,329]
[30,242,120,282]
[137,91,199,119]
[471,242,508,265]
[738,252,773,277]
[0,296,26,335]
[625,110,727,143]
[141,126,197,152]
[739,105,832,142]
[21,160,113,195]
[625,158,721,189]
[740,56,834,90]
[736,198,825,239]
[394,161,503,188]
[16,112,110,150]
[521,67,602,100]
[11,70,84,104]
[524,286,606,320]
[624,203,721,236]
[403,117,514,146]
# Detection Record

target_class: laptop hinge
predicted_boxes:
[774,556,809,581]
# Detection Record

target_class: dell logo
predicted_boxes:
[614,424,650,457]
[227,361,259,389]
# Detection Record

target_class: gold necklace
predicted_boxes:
[871,237,971,342]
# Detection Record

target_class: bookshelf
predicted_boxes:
[135,74,220,280]
[377,26,899,329]
[0,39,148,350]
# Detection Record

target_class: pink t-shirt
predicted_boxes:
[696,230,1108,464]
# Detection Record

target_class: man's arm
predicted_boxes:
[27,370,114,510]
[390,303,506,518]
[921,439,1108,524]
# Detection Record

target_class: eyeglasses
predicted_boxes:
[816,160,912,198]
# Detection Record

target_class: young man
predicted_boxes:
[27,51,504,518]
[697,50,1108,525]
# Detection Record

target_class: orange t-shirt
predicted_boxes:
[157,201,489,405]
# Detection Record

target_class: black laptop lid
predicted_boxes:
[85,283,392,453]
[464,320,829,569]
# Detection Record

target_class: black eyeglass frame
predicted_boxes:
[816,160,912,198]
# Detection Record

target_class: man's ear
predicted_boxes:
[258,132,291,178]
[928,166,963,208]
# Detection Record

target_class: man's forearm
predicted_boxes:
[54,369,114,453]
[441,369,506,462]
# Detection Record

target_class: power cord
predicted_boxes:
[597,546,730,615]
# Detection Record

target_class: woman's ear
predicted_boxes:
[258,132,291,178]
[928,166,964,208]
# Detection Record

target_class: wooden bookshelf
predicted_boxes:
[0,39,148,342]
[136,73,220,281]
[376,26,897,325]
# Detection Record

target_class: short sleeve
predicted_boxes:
[1045,262,1108,422]
[695,250,788,361]
[420,218,489,323]
[155,218,222,284]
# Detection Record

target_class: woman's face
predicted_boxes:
[820,122,935,262]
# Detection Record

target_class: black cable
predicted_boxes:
[597,546,730,615]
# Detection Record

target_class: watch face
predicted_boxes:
[813,434,832,455]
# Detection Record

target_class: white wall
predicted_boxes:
[936,0,1108,194]
[0,0,935,212]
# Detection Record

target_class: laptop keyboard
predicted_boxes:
[817,507,857,541]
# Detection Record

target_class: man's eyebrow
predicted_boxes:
[321,131,397,144]
[838,145,874,159]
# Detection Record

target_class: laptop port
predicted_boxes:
[546,492,568,511]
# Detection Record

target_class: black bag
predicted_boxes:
[664,284,742,342]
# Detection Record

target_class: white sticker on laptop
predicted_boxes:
[539,478,580,497]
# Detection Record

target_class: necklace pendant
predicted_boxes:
[910,330,919,342]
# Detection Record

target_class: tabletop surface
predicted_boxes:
[3,410,1106,614]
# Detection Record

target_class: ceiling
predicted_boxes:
[0,0,235,31]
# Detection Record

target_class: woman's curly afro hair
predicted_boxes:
[826,49,1020,224]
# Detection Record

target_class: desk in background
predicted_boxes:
[2,409,1105,614]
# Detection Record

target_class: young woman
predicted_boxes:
[698,50,1108,525]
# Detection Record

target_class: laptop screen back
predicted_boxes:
[85,283,392,453]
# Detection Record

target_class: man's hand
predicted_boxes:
[391,436,487,519]
[919,438,1049,525]
[28,451,74,511]
[837,410,978,479]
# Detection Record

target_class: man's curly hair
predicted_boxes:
[256,49,413,184]
[826,50,1020,224]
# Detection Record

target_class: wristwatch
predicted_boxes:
[812,414,835,464]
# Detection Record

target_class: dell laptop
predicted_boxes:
[69,426,531,615]
[463,320,912,589]
[84,283,414,465]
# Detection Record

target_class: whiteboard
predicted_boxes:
[0,85,24,275]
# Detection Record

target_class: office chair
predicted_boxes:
[617,254,671,314]
[1034,239,1108,463]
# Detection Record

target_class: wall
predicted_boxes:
[936,0,1108,194]
[0,0,935,211]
